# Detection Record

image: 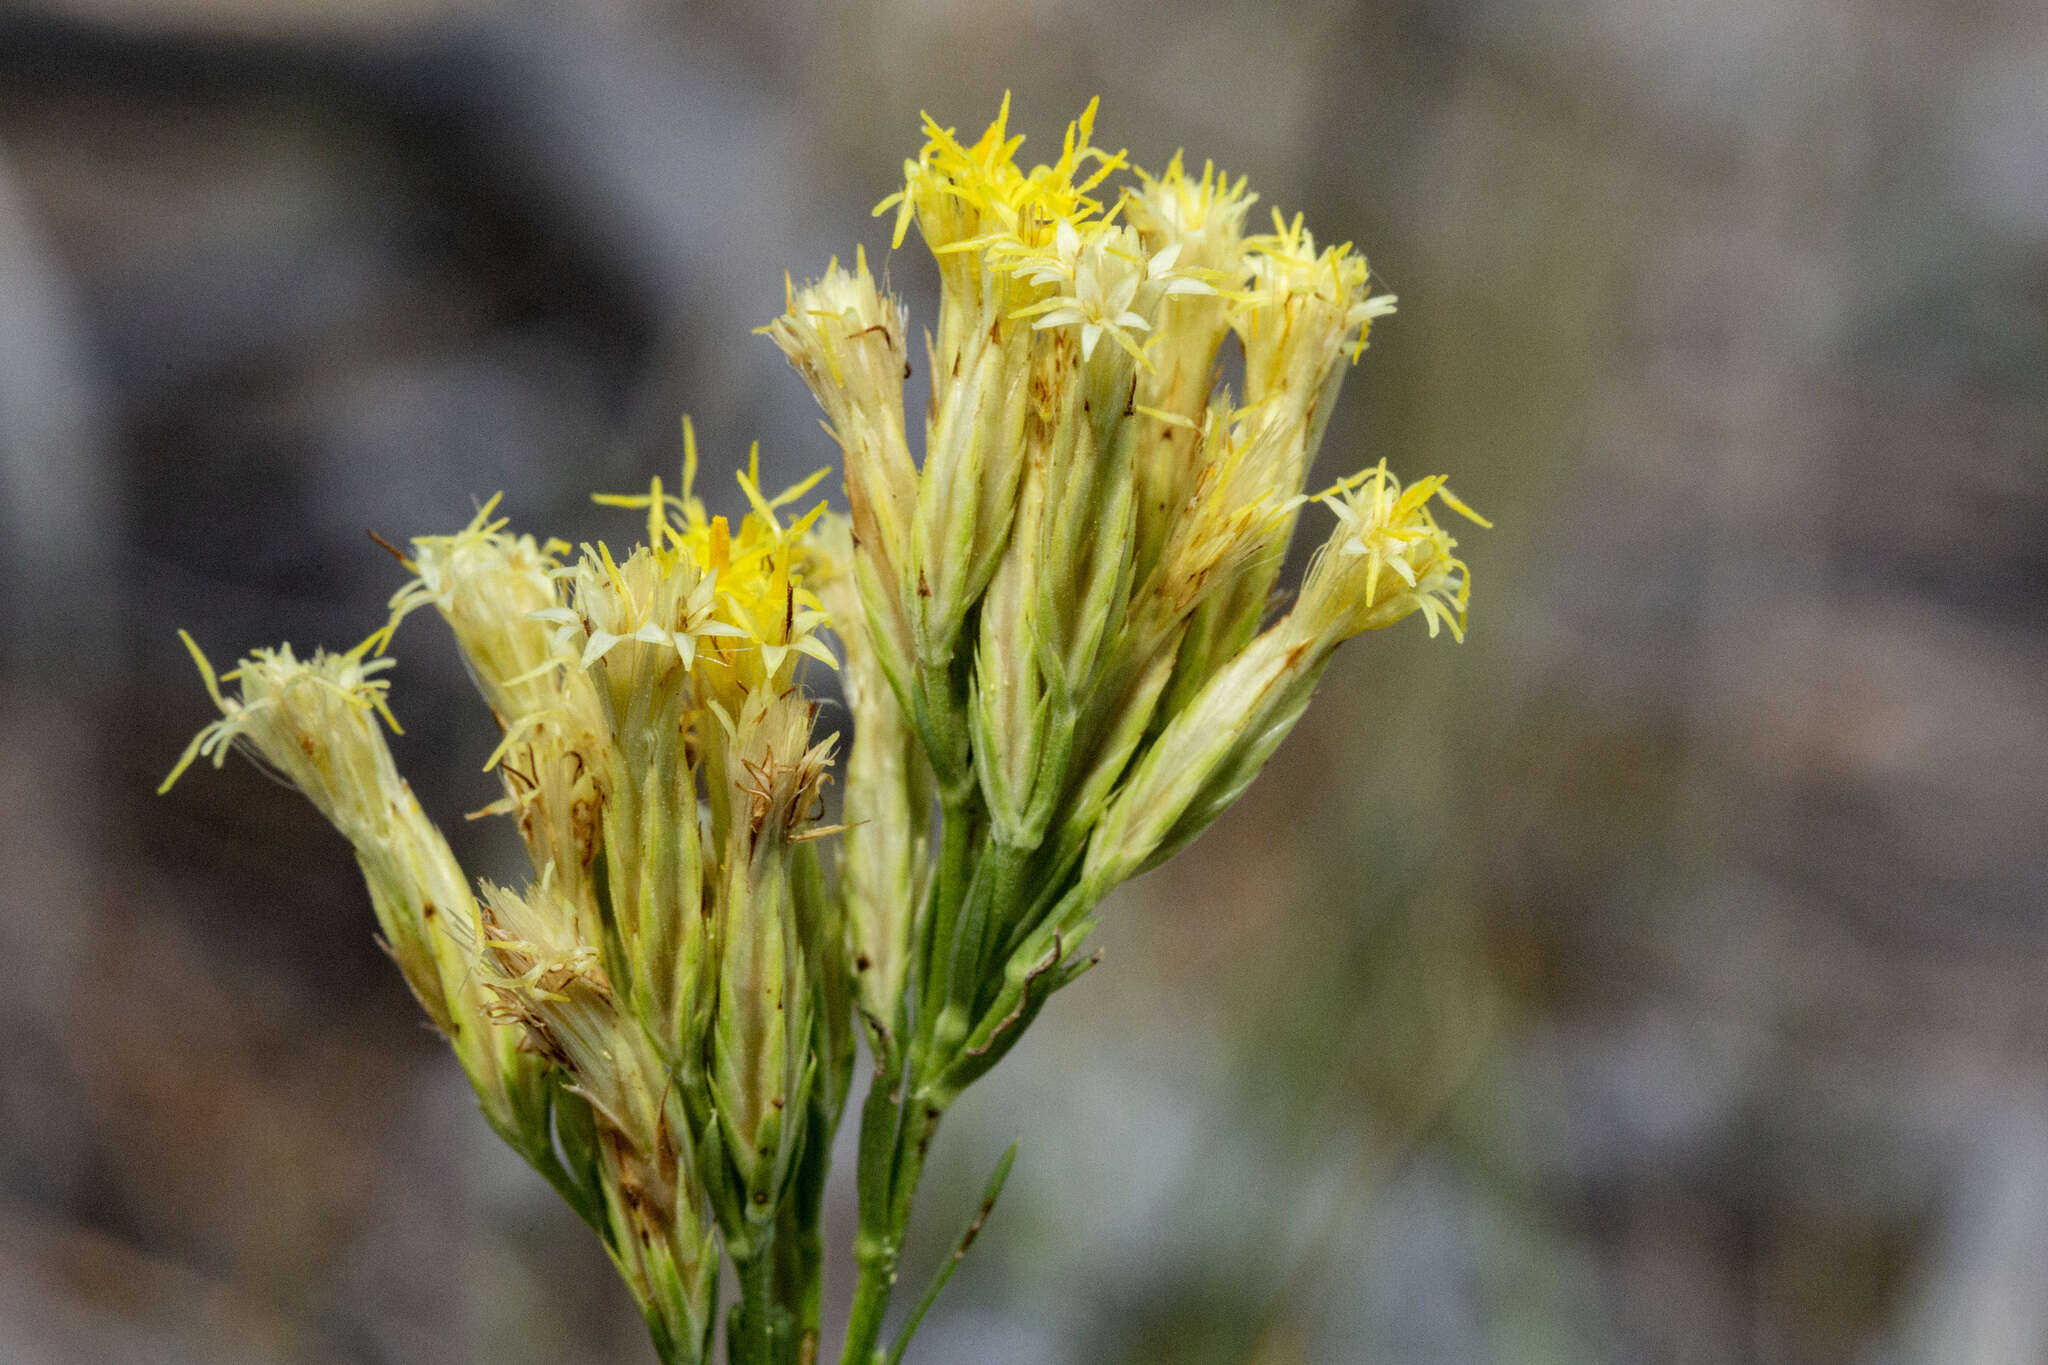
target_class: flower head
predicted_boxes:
[1299,461,1490,644]
[584,425,839,701]
[1127,153,1259,276]
[875,92,1124,257]
[999,217,1216,362]
[384,495,569,717]
[1239,209,1397,381]
[159,630,403,818]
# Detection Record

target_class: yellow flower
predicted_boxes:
[875,92,1124,256]
[1127,154,1259,269]
[157,629,542,1142]
[1238,209,1397,375]
[380,499,606,791]
[1300,460,1490,643]
[587,422,839,700]
[999,217,1216,363]
[158,629,404,809]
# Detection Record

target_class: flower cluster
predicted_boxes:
[764,96,1486,1359]
[768,94,1483,1080]
[167,96,1485,1365]
[166,440,849,1362]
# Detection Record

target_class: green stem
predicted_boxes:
[960,837,1034,1019]
[846,1011,909,1364]
[914,784,980,1064]
[778,1121,830,1364]
[842,1091,946,1365]
[732,1249,779,1365]
[842,1234,895,1365]
[848,646,984,1364]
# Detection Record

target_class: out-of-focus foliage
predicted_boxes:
[1,0,2043,1361]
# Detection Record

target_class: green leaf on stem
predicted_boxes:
[884,1141,1020,1365]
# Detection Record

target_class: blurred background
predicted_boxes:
[2,0,2044,1360]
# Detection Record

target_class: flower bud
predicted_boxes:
[1082,619,1326,897]
[162,637,458,1017]
[1086,465,1483,894]
[816,520,932,1031]
[709,686,835,1232]
[479,876,720,1354]
[762,252,919,686]
[388,504,613,954]
[386,495,577,725]
[1125,156,1258,587]
[158,633,555,1167]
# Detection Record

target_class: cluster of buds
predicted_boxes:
[767,97,1484,1113]
[165,429,854,1363]
[166,96,1485,1365]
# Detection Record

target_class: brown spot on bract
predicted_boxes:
[571,796,601,864]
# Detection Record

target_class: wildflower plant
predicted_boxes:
[164,96,1485,1365]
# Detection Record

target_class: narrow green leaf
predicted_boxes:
[884,1141,1020,1365]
